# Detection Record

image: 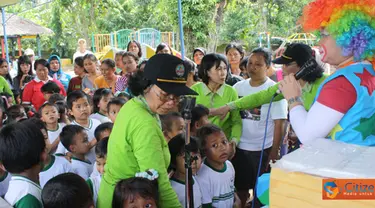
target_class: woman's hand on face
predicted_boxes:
[278,74,302,100]
[210,105,230,120]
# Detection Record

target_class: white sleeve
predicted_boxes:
[271,99,288,120]
[289,102,344,144]
[55,142,67,155]
[73,166,90,180]
[196,172,213,204]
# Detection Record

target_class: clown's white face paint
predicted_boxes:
[318,29,350,66]
[319,45,327,62]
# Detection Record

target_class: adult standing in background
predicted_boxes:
[24,48,36,74]
[73,39,93,64]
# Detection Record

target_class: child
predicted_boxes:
[4,105,27,125]
[41,81,61,102]
[56,90,100,163]
[0,165,11,197]
[112,169,159,208]
[191,104,210,136]
[68,56,86,94]
[82,54,100,94]
[48,94,70,124]
[94,122,113,141]
[60,125,93,180]
[87,137,108,205]
[160,112,185,143]
[107,97,126,123]
[115,51,126,74]
[0,122,47,207]
[168,134,203,207]
[42,173,94,208]
[115,52,139,93]
[196,124,239,207]
[39,103,66,153]
[22,118,72,188]
[90,88,113,123]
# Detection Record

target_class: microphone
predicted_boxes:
[274,58,318,96]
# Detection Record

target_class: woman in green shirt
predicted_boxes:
[191,53,242,155]
[97,54,197,208]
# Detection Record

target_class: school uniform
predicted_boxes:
[170,176,203,208]
[72,157,93,180]
[47,123,66,154]
[196,160,235,207]
[39,155,73,188]
[90,113,112,124]
[5,176,42,208]
[87,175,102,206]
[0,172,11,197]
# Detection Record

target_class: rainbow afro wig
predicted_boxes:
[301,0,375,61]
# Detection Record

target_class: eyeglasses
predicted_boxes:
[153,88,180,103]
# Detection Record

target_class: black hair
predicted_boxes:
[74,56,84,68]
[225,42,245,59]
[48,93,65,104]
[0,122,45,173]
[41,81,61,94]
[94,122,113,142]
[300,58,325,84]
[184,59,199,81]
[38,102,59,120]
[101,58,116,68]
[127,40,143,58]
[95,137,109,158]
[107,97,126,113]
[83,53,98,63]
[34,59,50,71]
[156,43,173,55]
[5,104,26,124]
[67,90,89,110]
[93,88,113,113]
[0,58,13,86]
[198,53,229,84]
[22,117,47,133]
[191,104,209,130]
[160,112,182,133]
[137,59,148,71]
[128,70,151,96]
[168,134,200,171]
[115,50,126,58]
[196,124,223,153]
[240,56,249,70]
[251,47,272,67]
[122,51,140,63]
[60,125,85,152]
[17,55,33,81]
[112,177,158,208]
[42,173,94,208]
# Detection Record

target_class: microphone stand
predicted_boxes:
[181,96,196,208]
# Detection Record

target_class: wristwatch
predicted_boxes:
[288,96,303,106]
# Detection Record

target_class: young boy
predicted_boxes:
[161,112,185,143]
[0,122,47,207]
[56,90,100,163]
[196,124,240,208]
[94,122,113,141]
[60,125,93,180]
[87,137,108,205]
[22,118,73,188]
[39,103,66,154]
[42,173,94,208]
[169,134,203,208]
[191,104,210,136]
[41,81,61,102]
[107,97,126,123]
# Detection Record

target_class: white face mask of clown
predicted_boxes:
[318,29,352,66]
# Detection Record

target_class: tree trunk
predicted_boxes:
[208,0,227,53]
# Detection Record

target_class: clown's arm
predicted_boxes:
[286,76,356,143]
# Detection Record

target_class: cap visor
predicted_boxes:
[272,57,293,65]
[157,83,198,96]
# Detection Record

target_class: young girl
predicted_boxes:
[115,51,126,74]
[82,54,100,94]
[115,52,139,93]
[196,124,240,208]
[156,43,173,55]
[68,56,86,94]
[39,102,66,154]
[169,134,203,208]
[0,58,13,90]
[13,55,34,93]
[90,88,113,123]
[112,169,159,208]
[225,43,245,77]
[127,40,143,58]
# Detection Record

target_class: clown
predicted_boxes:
[279,0,375,146]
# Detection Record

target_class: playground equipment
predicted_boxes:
[91,28,175,59]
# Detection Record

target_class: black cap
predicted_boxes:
[144,54,198,96]
[272,43,313,66]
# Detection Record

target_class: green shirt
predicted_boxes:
[14,194,42,208]
[97,96,181,208]
[231,74,329,111]
[191,82,242,143]
[0,76,14,101]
